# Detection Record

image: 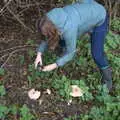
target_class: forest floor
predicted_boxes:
[0,1,120,120]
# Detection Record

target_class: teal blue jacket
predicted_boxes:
[38,0,106,66]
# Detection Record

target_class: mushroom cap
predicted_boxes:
[70,85,83,97]
[28,89,41,100]
[46,89,51,95]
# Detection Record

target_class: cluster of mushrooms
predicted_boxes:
[28,85,84,105]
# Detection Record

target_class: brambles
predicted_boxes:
[0,105,9,119]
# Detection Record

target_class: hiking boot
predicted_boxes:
[100,67,112,91]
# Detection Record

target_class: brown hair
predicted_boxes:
[37,15,60,51]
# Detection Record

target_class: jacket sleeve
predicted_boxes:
[37,41,48,53]
[56,29,77,66]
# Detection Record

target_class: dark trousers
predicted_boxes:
[90,14,109,69]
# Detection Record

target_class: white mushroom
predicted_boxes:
[67,99,72,106]
[43,89,51,95]
[70,85,83,97]
[39,99,43,105]
[28,89,41,100]
[46,89,51,95]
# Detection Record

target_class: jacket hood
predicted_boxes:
[46,8,68,33]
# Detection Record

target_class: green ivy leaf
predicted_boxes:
[20,104,35,120]
[0,68,5,76]
[0,105,9,119]
[0,85,6,96]
[26,40,35,45]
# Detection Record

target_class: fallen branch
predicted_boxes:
[0,44,38,68]
[0,48,25,68]
[0,45,37,68]
[0,44,38,54]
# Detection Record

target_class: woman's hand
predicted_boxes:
[41,63,58,72]
[34,52,42,69]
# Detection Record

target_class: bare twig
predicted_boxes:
[16,2,57,8]
[0,54,9,60]
[33,0,41,16]
[0,44,38,68]
[0,0,13,15]
[14,0,31,8]
[113,2,119,19]
[17,7,29,16]
[6,6,34,33]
